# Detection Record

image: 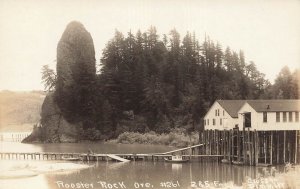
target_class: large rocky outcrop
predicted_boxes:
[23,93,81,143]
[23,21,96,143]
[39,93,80,142]
[55,21,96,123]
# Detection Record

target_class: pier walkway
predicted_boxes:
[107,154,130,162]
[0,142,224,162]
[0,151,222,162]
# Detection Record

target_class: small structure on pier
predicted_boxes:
[201,99,300,166]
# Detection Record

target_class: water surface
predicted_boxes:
[0,142,287,189]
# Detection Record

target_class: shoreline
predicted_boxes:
[0,160,91,179]
[22,128,199,148]
[22,129,199,148]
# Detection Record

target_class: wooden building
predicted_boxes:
[201,100,300,166]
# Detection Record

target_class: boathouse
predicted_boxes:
[204,100,300,131]
[201,99,300,166]
[204,100,245,130]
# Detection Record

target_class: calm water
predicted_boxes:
[0,142,286,189]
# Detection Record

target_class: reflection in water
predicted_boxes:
[0,159,286,189]
[0,174,50,189]
[107,162,129,170]
[41,161,285,189]
[171,163,182,172]
[0,142,288,189]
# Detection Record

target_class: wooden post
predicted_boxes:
[270,131,273,165]
[277,131,280,164]
[242,128,246,164]
[264,132,267,164]
[229,129,232,161]
[250,130,254,166]
[210,130,213,155]
[204,130,207,155]
[288,131,291,163]
[254,130,258,165]
[216,130,219,155]
[237,129,240,162]
[284,131,286,163]
[294,130,298,164]
[247,129,251,165]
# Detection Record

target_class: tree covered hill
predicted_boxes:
[37,22,299,142]
[0,91,46,132]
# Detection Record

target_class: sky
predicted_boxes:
[0,0,299,91]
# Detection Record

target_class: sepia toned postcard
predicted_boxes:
[0,0,300,189]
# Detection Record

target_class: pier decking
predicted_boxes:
[0,151,222,162]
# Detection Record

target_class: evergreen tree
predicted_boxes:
[41,65,56,92]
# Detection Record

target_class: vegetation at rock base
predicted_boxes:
[37,21,299,143]
[115,129,198,148]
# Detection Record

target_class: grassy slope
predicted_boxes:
[0,91,46,132]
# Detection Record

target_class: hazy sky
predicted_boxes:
[0,0,299,91]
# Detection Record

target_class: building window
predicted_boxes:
[263,112,267,123]
[217,109,220,116]
[296,112,299,122]
[215,110,217,116]
[223,110,225,116]
[289,112,293,122]
[207,119,209,125]
[220,118,222,125]
[276,112,280,122]
[244,112,251,128]
[213,119,216,125]
[204,119,206,126]
[283,112,287,122]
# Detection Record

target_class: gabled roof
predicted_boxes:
[246,100,300,112]
[216,99,300,118]
[217,100,246,118]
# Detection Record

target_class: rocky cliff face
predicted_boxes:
[55,21,96,123]
[41,93,80,142]
[23,21,96,143]
[23,93,80,143]
[39,93,80,142]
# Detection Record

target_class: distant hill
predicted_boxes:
[0,91,46,132]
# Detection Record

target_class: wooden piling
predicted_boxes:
[254,130,258,165]
[284,131,286,163]
[270,131,273,165]
[277,131,280,164]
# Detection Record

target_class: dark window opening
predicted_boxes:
[296,112,299,122]
[263,112,267,123]
[283,112,287,122]
[289,112,293,122]
[244,112,251,128]
[276,112,280,122]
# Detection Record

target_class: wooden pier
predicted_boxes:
[1,129,299,166]
[0,151,222,162]
[199,129,300,166]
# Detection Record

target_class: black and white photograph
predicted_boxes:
[0,0,300,188]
